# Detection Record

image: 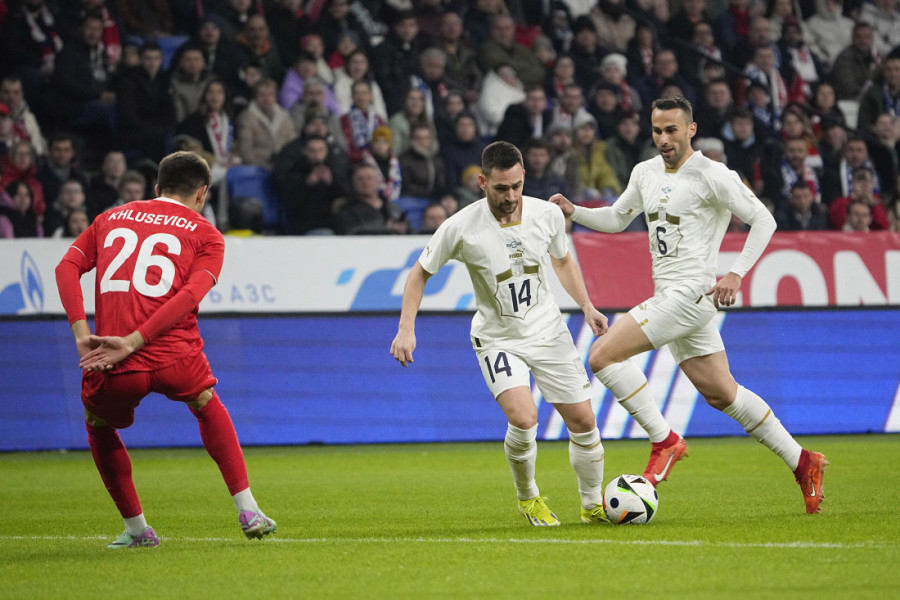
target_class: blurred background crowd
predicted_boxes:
[1,0,900,239]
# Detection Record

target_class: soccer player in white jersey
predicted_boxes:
[390,141,611,526]
[550,96,827,513]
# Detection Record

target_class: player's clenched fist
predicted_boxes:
[548,193,575,218]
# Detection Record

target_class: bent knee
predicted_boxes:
[84,409,109,428]
[703,394,732,411]
[588,341,620,371]
[187,388,214,411]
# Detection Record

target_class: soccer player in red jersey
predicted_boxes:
[55,151,276,548]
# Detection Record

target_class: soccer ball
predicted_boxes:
[603,474,659,524]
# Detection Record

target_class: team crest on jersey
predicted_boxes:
[661,185,672,195]
[506,239,523,250]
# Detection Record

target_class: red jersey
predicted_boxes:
[57,198,224,372]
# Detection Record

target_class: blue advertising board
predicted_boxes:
[1,309,898,451]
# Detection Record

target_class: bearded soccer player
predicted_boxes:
[55,151,276,548]
[391,141,611,526]
[550,96,827,513]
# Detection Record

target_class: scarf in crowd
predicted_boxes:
[780,159,819,200]
[97,6,121,69]
[349,104,377,151]
[618,82,634,112]
[25,5,63,56]
[745,63,787,127]
[729,4,750,37]
[363,150,401,201]
[882,83,900,118]
[206,111,234,163]
[841,159,881,197]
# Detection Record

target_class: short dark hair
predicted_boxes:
[157,151,211,197]
[847,199,871,215]
[141,41,162,55]
[482,141,523,175]
[789,180,812,194]
[651,95,694,123]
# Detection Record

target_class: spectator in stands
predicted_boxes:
[829,167,891,231]
[170,46,213,123]
[389,88,438,156]
[265,0,313,68]
[667,0,712,44]
[871,113,900,194]
[546,122,581,201]
[544,54,577,105]
[844,200,874,232]
[858,56,900,135]
[235,77,296,170]
[696,79,734,139]
[298,34,334,86]
[551,82,590,131]
[742,44,800,131]
[44,178,88,236]
[678,21,722,91]
[0,180,43,238]
[287,77,344,150]
[0,104,18,157]
[453,164,483,209]
[434,89,467,148]
[340,79,386,163]
[0,76,46,156]
[362,125,401,202]
[192,13,245,92]
[730,14,774,70]
[279,52,338,114]
[475,63,526,138]
[86,150,126,219]
[599,53,640,116]
[567,16,604,94]
[495,85,553,150]
[37,134,88,207]
[417,201,448,234]
[117,42,176,162]
[588,81,623,140]
[571,112,621,200]
[860,0,900,59]
[0,0,64,102]
[634,49,695,108]
[55,206,90,238]
[59,0,121,73]
[372,11,423,115]
[888,191,900,231]
[777,16,820,100]
[765,135,821,208]
[464,0,507,51]
[831,22,878,101]
[587,0,635,54]
[399,125,445,201]
[780,105,823,173]
[767,0,804,44]
[775,180,829,231]
[442,113,485,193]
[333,49,387,120]
[625,20,658,82]
[48,13,116,136]
[108,169,147,210]
[745,81,778,141]
[413,0,443,42]
[336,163,408,235]
[221,0,259,41]
[820,136,881,204]
[695,136,728,163]
[0,140,45,220]
[301,113,349,172]
[804,0,854,71]
[809,81,845,135]
[522,138,569,200]
[275,134,347,235]
[112,0,172,41]
[410,47,460,120]
[318,0,372,58]
[714,0,751,61]
[605,111,655,191]
[722,109,764,194]
[477,14,546,90]
[436,10,481,104]
[236,15,284,82]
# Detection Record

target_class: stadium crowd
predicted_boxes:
[2,0,900,238]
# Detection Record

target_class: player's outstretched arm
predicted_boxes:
[390,262,432,367]
[550,252,609,337]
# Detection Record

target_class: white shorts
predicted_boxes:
[472,326,591,405]
[628,286,725,364]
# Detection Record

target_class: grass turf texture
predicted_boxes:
[1,435,898,599]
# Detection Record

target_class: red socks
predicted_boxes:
[793,449,810,480]
[86,423,142,518]
[651,429,680,450]
[191,393,249,495]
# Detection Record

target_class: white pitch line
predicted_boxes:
[0,535,892,550]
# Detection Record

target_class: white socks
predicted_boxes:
[124,513,149,536]
[595,361,671,443]
[504,423,540,501]
[568,428,605,509]
[232,488,260,513]
[723,385,802,470]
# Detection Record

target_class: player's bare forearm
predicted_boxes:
[705,272,742,308]
[78,331,146,371]
[551,253,609,336]
[70,320,95,359]
[390,262,431,367]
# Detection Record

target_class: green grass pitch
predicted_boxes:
[2,435,898,599]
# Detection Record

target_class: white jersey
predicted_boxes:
[419,196,568,343]
[612,151,771,294]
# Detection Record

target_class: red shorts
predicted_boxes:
[81,352,218,429]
